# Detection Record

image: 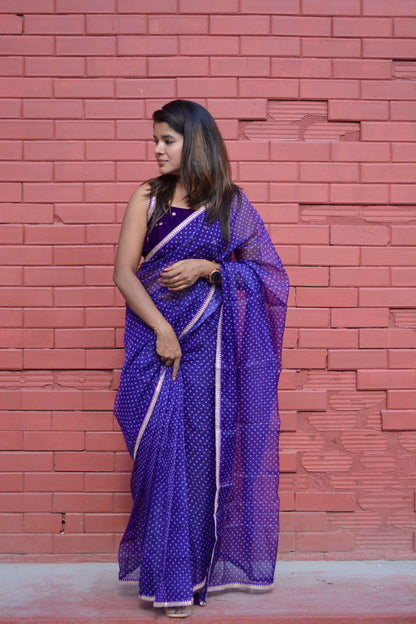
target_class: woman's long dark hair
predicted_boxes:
[147,99,240,243]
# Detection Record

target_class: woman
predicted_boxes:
[113,100,289,618]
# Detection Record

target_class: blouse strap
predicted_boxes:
[148,195,156,222]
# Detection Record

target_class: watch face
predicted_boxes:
[210,270,221,284]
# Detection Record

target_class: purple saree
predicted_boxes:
[114,191,289,607]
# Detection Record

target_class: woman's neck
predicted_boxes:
[171,181,190,209]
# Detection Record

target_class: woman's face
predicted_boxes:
[153,122,183,176]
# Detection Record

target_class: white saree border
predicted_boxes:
[205,303,223,585]
[144,205,206,262]
[133,368,167,461]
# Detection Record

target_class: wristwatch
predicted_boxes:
[208,265,221,285]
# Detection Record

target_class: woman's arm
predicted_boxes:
[113,184,182,379]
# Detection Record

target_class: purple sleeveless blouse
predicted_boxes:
[143,206,191,257]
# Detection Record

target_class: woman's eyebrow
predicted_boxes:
[153,134,176,139]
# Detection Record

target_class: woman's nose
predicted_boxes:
[155,142,164,155]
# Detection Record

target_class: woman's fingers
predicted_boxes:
[172,355,181,380]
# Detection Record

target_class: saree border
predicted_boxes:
[205,304,223,586]
[133,368,167,461]
[144,205,206,262]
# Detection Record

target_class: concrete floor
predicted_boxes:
[0,561,415,623]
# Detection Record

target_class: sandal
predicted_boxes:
[165,605,192,618]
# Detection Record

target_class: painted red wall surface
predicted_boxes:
[0,1,415,560]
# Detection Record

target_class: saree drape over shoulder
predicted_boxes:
[114,192,289,607]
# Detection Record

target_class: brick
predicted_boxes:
[0,140,22,159]
[240,36,300,56]
[21,390,83,411]
[85,308,125,328]
[334,17,392,36]
[0,161,52,182]
[0,534,53,554]
[24,141,84,161]
[149,14,208,34]
[274,16,331,36]
[23,182,83,203]
[56,36,116,56]
[0,14,22,34]
[333,60,391,80]
[25,57,85,77]
[55,287,113,307]
[382,410,416,431]
[358,369,415,390]
[53,492,113,513]
[0,349,22,369]
[0,35,54,55]
[296,492,355,512]
[391,185,416,204]
[23,349,85,370]
[362,164,416,183]
[242,0,299,10]
[334,142,390,162]
[86,57,146,78]
[391,226,416,246]
[0,224,23,243]
[116,78,175,99]
[301,163,359,183]
[0,287,52,307]
[86,14,145,34]
[360,328,416,349]
[388,390,416,409]
[84,473,129,493]
[332,308,389,328]
[270,184,328,203]
[0,183,20,202]
[56,120,114,140]
[391,103,416,122]
[0,120,53,140]
[85,513,129,533]
[360,288,415,308]
[302,0,360,14]
[300,246,360,266]
[362,81,416,101]
[296,532,355,552]
[0,493,52,512]
[83,390,117,410]
[0,309,22,328]
[54,452,114,472]
[24,267,83,287]
[210,14,268,34]
[24,101,84,121]
[25,472,84,492]
[330,184,388,204]
[363,0,416,15]
[177,77,237,98]
[303,37,361,58]
[0,59,23,77]
[331,267,389,287]
[53,533,114,554]
[0,513,23,532]
[363,38,416,59]
[286,308,329,328]
[392,268,416,286]
[24,308,83,328]
[297,287,357,308]
[24,513,62,533]
[0,451,52,472]
[272,58,331,78]
[25,14,84,34]
[389,349,416,369]
[283,349,327,369]
[56,0,115,10]
[331,225,390,246]
[301,79,359,99]
[299,329,358,348]
[151,55,210,76]
[181,0,238,10]
[329,349,387,369]
[210,56,269,77]
[287,267,328,287]
[279,390,327,411]
[394,17,416,36]
[240,163,298,183]
[85,432,125,452]
[55,162,115,182]
[0,268,22,287]
[0,76,54,98]
[362,246,416,266]
[0,431,22,450]
[118,35,178,56]
[54,245,114,266]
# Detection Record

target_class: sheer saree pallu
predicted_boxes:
[114,192,289,607]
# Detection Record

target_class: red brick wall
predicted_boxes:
[0,2,415,560]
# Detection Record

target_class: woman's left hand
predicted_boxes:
[159,259,213,291]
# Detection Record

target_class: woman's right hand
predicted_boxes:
[154,321,182,380]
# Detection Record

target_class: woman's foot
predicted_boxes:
[165,605,192,618]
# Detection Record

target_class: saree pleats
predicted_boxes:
[114,192,289,606]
